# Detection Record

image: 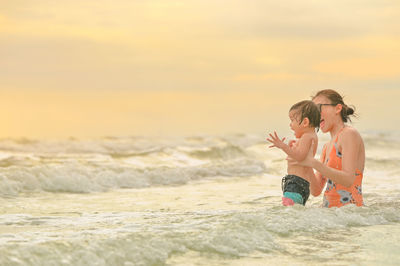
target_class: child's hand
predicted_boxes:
[288,140,296,148]
[267,131,286,149]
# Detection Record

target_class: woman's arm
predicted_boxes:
[301,130,361,187]
[307,167,326,197]
[287,143,327,196]
[309,143,327,196]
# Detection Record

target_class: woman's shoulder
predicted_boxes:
[341,126,363,143]
[343,125,361,136]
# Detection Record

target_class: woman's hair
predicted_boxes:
[312,89,357,123]
[289,100,320,128]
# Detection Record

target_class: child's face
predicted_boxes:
[289,110,304,138]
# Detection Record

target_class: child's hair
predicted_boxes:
[289,100,320,128]
[312,89,357,123]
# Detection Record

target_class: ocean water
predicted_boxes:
[0,132,399,265]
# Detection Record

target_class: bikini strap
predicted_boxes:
[322,144,327,162]
[334,127,346,143]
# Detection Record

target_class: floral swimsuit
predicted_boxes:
[322,128,364,208]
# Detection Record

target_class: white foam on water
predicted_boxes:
[1,202,400,265]
[0,135,272,197]
[0,157,267,196]
[0,132,399,265]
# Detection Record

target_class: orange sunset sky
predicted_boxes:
[0,0,399,138]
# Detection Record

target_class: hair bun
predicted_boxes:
[313,89,357,123]
[346,106,355,116]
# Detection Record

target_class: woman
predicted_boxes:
[290,89,365,207]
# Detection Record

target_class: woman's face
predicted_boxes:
[312,95,337,133]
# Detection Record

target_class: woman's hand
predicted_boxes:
[267,131,286,149]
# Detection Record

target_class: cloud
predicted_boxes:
[314,57,400,79]
[200,0,400,40]
[0,0,399,93]
[232,72,311,82]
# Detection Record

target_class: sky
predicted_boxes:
[0,0,399,138]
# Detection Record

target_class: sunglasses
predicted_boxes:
[317,103,337,112]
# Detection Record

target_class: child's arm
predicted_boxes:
[267,131,313,161]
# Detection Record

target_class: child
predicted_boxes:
[267,100,320,206]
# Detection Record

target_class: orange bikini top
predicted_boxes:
[322,128,363,208]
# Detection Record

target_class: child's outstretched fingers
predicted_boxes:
[266,137,275,148]
[267,131,285,149]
